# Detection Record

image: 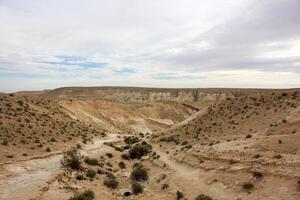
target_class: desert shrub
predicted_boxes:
[253,154,260,158]
[253,171,263,178]
[84,157,99,166]
[245,134,252,139]
[176,191,184,200]
[229,159,236,165]
[106,153,113,158]
[242,182,254,190]
[86,169,96,179]
[17,100,24,106]
[130,164,148,181]
[97,168,103,174]
[131,181,143,194]
[1,138,8,146]
[61,150,82,170]
[118,161,126,169]
[121,153,130,160]
[274,154,282,159]
[195,194,212,200]
[129,144,152,159]
[124,136,140,145]
[76,174,84,180]
[103,177,119,189]
[69,190,95,200]
[161,183,169,190]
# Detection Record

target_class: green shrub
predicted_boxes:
[61,150,82,170]
[106,153,113,158]
[245,134,252,139]
[86,169,96,179]
[1,138,8,146]
[195,194,212,200]
[131,181,143,194]
[129,144,152,159]
[121,153,130,160]
[76,174,84,180]
[103,177,119,189]
[17,100,24,106]
[69,190,95,200]
[84,157,99,166]
[253,171,263,178]
[242,182,254,190]
[274,154,282,159]
[176,191,184,199]
[124,136,140,145]
[161,183,169,190]
[118,161,126,169]
[130,165,148,181]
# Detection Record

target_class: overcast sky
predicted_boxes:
[0,0,300,92]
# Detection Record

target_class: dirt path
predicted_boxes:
[0,134,121,200]
[152,144,243,200]
[168,108,207,131]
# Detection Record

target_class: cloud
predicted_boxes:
[153,73,205,80]
[42,55,107,69]
[0,0,299,92]
[114,67,136,75]
[157,0,300,72]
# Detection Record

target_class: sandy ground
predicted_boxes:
[0,134,121,200]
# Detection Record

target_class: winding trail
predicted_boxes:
[152,143,242,200]
[0,134,121,200]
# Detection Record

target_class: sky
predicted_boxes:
[0,0,300,92]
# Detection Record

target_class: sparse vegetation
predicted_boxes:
[69,190,95,200]
[103,176,119,189]
[161,183,169,190]
[131,181,143,194]
[84,157,99,166]
[1,89,300,200]
[176,191,184,200]
[129,143,152,159]
[1,138,8,146]
[61,150,82,170]
[274,154,282,159]
[242,182,254,190]
[124,136,140,145]
[86,169,96,179]
[130,164,148,181]
[253,171,263,178]
[118,161,126,169]
[195,194,213,200]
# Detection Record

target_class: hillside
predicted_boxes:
[0,93,106,163]
[157,89,300,199]
[0,87,300,200]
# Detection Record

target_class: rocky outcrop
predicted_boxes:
[43,87,234,104]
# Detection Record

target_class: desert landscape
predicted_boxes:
[0,87,300,200]
[1,1,300,199]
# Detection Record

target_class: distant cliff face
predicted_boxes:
[43,87,234,104]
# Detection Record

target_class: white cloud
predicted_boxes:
[0,0,299,92]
